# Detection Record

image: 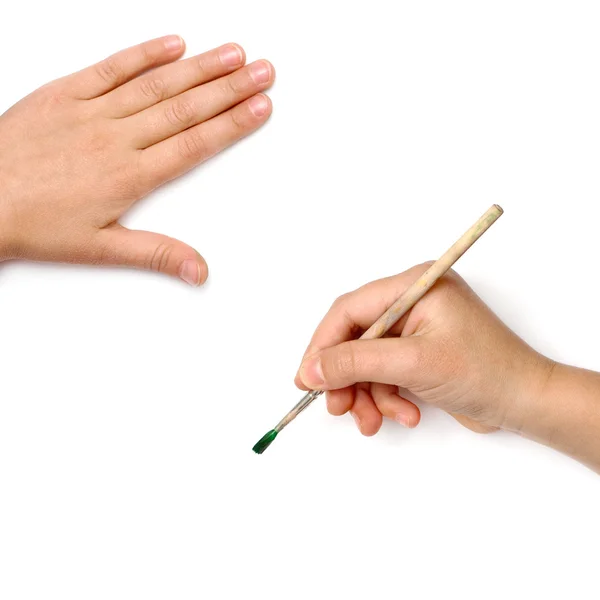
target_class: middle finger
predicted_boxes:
[127,60,275,149]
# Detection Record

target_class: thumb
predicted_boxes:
[299,337,425,391]
[96,226,208,285]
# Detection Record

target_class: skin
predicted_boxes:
[2,37,598,472]
[0,35,274,284]
[296,264,600,472]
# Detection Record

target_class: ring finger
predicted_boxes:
[127,59,275,149]
[371,382,421,428]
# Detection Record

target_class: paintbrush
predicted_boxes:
[253,204,504,454]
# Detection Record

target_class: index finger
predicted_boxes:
[294,263,431,388]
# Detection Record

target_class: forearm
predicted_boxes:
[517,362,600,472]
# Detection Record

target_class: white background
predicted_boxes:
[1,1,599,598]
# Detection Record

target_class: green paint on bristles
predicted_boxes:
[253,429,278,454]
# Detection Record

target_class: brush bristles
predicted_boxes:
[252,429,278,454]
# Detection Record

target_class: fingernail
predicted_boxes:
[164,35,184,51]
[302,356,324,387]
[248,94,269,117]
[351,412,362,429]
[179,259,201,287]
[220,44,243,67]
[395,413,411,428]
[249,61,271,84]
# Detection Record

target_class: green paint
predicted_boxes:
[252,429,278,454]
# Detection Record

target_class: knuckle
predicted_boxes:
[225,73,247,96]
[138,78,167,102]
[229,107,246,131]
[37,84,69,110]
[147,243,174,273]
[165,100,195,128]
[178,131,208,161]
[331,292,350,310]
[195,57,208,80]
[358,279,381,298]
[446,267,468,288]
[139,44,155,66]
[329,344,357,381]
[95,56,123,85]
[436,270,466,304]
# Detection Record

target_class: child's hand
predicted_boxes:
[0,35,274,284]
[296,264,554,437]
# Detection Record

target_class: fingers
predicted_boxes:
[325,382,420,427]
[66,35,186,99]
[295,264,432,378]
[102,43,246,118]
[351,388,383,436]
[299,337,425,391]
[94,225,208,285]
[139,93,273,187]
[326,387,355,416]
[370,383,421,428]
[129,60,275,149]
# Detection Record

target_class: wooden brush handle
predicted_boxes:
[269,204,503,438]
[360,204,503,341]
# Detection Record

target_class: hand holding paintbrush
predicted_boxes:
[253,205,507,453]
[281,206,600,475]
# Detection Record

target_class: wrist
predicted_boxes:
[498,350,557,435]
[506,359,600,470]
